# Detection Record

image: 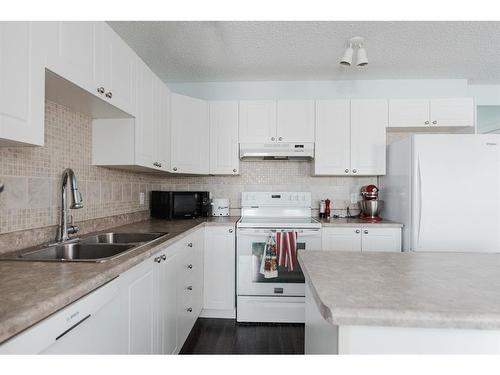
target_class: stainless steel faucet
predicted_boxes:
[56,168,83,242]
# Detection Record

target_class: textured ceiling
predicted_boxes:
[107,21,500,83]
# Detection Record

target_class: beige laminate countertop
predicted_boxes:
[0,217,238,345]
[298,250,500,330]
[316,217,403,228]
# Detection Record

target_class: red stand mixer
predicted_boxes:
[359,185,383,222]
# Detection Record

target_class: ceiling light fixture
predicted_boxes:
[340,36,368,67]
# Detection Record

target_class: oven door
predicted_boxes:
[237,227,321,297]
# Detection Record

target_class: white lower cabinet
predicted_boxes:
[201,225,236,318]
[120,256,156,354]
[177,229,204,347]
[0,277,123,354]
[322,227,401,252]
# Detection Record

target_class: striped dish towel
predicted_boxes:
[276,231,298,271]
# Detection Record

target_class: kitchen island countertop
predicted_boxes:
[298,250,500,330]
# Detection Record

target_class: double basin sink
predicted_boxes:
[0,232,168,263]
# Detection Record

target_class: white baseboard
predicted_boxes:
[200,308,236,319]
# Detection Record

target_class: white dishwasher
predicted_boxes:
[0,277,123,354]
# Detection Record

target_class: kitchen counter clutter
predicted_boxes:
[299,250,500,354]
[0,217,238,347]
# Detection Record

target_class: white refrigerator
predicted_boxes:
[380,134,500,253]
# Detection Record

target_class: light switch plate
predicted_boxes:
[139,192,145,205]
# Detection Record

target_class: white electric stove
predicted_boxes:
[236,192,321,323]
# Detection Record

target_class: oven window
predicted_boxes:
[173,194,198,217]
[251,241,305,283]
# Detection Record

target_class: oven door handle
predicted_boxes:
[237,228,321,236]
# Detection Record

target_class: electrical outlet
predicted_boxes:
[139,192,145,205]
[350,193,359,204]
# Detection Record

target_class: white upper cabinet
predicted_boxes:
[45,22,99,94]
[388,99,430,127]
[155,80,171,172]
[209,101,239,175]
[171,93,209,174]
[350,99,388,176]
[239,100,276,143]
[96,23,137,116]
[276,100,315,142]
[314,100,350,175]
[314,99,387,176]
[135,62,156,169]
[0,22,45,146]
[388,97,474,129]
[430,98,475,127]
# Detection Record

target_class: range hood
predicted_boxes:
[239,143,314,160]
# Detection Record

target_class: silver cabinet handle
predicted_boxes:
[425,121,430,125]
[186,307,193,313]
[105,91,112,99]
[345,169,349,173]
[161,254,166,261]
[187,242,193,247]
[158,162,162,168]
[187,264,193,269]
[352,169,357,173]
[154,257,161,263]
[97,87,105,94]
[278,137,283,141]
[271,137,275,141]
[364,230,369,234]
[186,286,193,291]
[229,229,233,233]
[355,229,360,234]
[432,120,437,125]
[233,169,237,173]
[173,167,177,171]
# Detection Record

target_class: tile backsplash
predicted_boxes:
[0,100,376,251]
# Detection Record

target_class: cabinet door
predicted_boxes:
[350,99,388,176]
[155,81,171,171]
[322,227,362,252]
[0,22,45,146]
[170,93,209,174]
[158,248,180,354]
[120,258,155,354]
[314,100,350,175]
[46,22,98,93]
[135,62,156,169]
[203,226,235,314]
[361,228,402,252]
[239,100,276,143]
[97,23,137,116]
[430,98,474,127]
[209,101,239,175]
[388,99,430,128]
[277,100,315,142]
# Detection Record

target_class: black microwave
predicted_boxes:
[150,191,210,220]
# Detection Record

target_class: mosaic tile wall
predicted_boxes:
[0,100,377,241]
[0,100,163,235]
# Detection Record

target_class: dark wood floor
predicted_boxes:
[180,318,305,354]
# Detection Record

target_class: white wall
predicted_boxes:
[169,79,469,100]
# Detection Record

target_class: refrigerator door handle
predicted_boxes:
[416,157,423,249]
